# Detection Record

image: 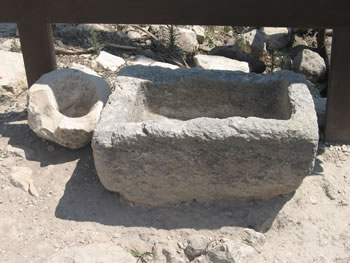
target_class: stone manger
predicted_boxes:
[92,66,319,206]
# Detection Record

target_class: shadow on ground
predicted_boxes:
[0,110,86,167]
[0,109,296,232]
[55,144,294,232]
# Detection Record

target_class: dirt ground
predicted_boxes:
[0,87,349,263]
[0,24,349,263]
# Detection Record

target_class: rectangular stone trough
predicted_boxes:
[92,66,319,206]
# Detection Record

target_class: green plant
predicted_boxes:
[10,39,21,53]
[130,248,154,263]
[165,25,179,50]
[224,26,232,33]
[207,25,216,34]
[265,47,284,73]
[204,32,215,48]
[87,26,101,54]
[204,26,217,48]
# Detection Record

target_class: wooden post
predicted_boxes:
[17,23,57,87]
[325,28,350,142]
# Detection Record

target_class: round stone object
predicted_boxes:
[28,67,110,149]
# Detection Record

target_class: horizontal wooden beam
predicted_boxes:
[1,0,349,27]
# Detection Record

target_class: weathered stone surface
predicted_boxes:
[92,66,318,206]
[240,229,265,253]
[206,240,256,263]
[239,29,266,58]
[28,67,110,149]
[177,28,199,53]
[194,54,249,72]
[0,38,21,52]
[48,243,135,263]
[96,51,125,71]
[184,237,209,261]
[78,23,107,32]
[8,166,38,197]
[313,97,327,128]
[193,255,210,263]
[209,45,266,73]
[292,49,326,82]
[127,55,179,69]
[127,30,143,40]
[262,27,291,50]
[162,247,187,263]
[0,50,27,103]
[193,26,206,44]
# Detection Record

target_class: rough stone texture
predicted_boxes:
[292,49,326,82]
[193,255,210,263]
[0,38,21,52]
[206,240,256,263]
[127,30,142,40]
[209,45,266,73]
[127,55,179,69]
[262,27,291,50]
[216,243,246,263]
[239,29,266,58]
[78,23,108,32]
[92,66,319,207]
[240,229,265,253]
[28,67,110,149]
[177,28,199,53]
[184,237,209,261]
[8,166,38,197]
[48,243,135,263]
[0,50,27,103]
[313,97,327,128]
[193,26,206,44]
[194,54,249,72]
[96,51,125,71]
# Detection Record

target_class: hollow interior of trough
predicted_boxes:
[51,76,98,118]
[130,78,292,122]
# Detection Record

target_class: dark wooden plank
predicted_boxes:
[17,23,57,87]
[325,28,350,142]
[1,0,349,27]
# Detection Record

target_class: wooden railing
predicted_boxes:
[1,0,350,142]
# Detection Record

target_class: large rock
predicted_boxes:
[292,49,326,81]
[92,66,318,207]
[28,67,110,149]
[238,29,266,58]
[127,55,179,69]
[48,243,135,263]
[192,26,206,44]
[177,28,199,53]
[0,50,27,103]
[96,51,125,71]
[209,45,266,73]
[194,54,249,72]
[262,27,291,50]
